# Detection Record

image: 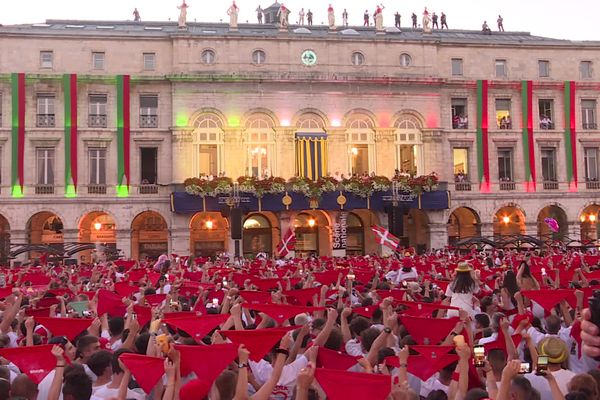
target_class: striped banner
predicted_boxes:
[476,80,490,192]
[521,80,536,192]
[564,81,578,191]
[116,75,131,196]
[11,73,25,197]
[63,74,78,196]
[295,133,328,181]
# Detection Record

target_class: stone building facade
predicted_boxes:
[0,19,599,260]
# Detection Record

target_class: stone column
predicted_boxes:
[524,222,538,238]
[567,221,581,241]
[428,223,448,249]
[10,230,28,264]
[374,129,395,176]
[222,128,244,177]
[274,128,296,178]
[480,222,494,238]
[116,229,132,259]
[170,227,190,257]
[421,129,443,175]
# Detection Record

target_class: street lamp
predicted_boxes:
[308,218,316,228]
[502,216,510,224]
[205,220,214,229]
[94,222,102,231]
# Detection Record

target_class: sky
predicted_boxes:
[1,0,599,41]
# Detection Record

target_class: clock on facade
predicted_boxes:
[301,50,317,66]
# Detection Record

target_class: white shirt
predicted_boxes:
[92,385,145,400]
[420,374,449,398]
[345,339,364,357]
[525,369,575,399]
[249,355,308,400]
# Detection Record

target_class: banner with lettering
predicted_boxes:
[332,212,348,250]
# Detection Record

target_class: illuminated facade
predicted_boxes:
[0,19,600,260]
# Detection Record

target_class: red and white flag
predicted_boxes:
[277,229,296,257]
[371,225,400,251]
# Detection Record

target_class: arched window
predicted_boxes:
[296,113,325,131]
[245,115,275,177]
[192,114,224,177]
[243,215,271,229]
[394,114,424,176]
[346,113,375,176]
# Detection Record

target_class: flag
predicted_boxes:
[277,229,296,257]
[371,225,400,251]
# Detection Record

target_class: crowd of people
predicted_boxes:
[1,247,600,399]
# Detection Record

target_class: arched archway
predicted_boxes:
[190,212,229,257]
[0,215,10,262]
[293,210,331,257]
[493,206,526,238]
[346,212,364,255]
[448,207,481,246]
[537,205,568,241]
[78,211,117,263]
[27,212,64,257]
[406,209,429,253]
[580,204,600,243]
[131,211,169,260]
[243,213,273,258]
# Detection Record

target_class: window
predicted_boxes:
[36,95,55,127]
[399,53,412,67]
[143,52,156,70]
[538,60,550,78]
[349,145,369,175]
[581,61,593,79]
[252,50,266,65]
[192,114,224,177]
[92,52,105,70]
[453,148,469,181]
[36,148,55,185]
[139,95,158,128]
[140,147,158,184]
[88,148,106,185]
[585,148,599,182]
[495,59,507,78]
[245,116,274,177]
[394,115,423,176]
[497,148,513,181]
[495,99,512,129]
[88,94,107,128]
[351,52,365,66]
[347,115,374,175]
[582,100,597,130]
[40,51,53,69]
[201,49,215,65]
[451,58,463,76]
[538,99,554,129]
[541,148,557,181]
[451,98,468,129]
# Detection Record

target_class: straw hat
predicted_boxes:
[455,262,472,273]
[538,337,568,364]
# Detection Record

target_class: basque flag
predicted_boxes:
[371,225,400,251]
[277,229,296,257]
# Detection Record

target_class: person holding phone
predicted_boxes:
[522,337,574,399]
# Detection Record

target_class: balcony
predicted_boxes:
[138,184,159,194]
[499,181,516,191]
[140,115,158,128]
[586,180,600,190]
[539,122,555,130]
[543,181,559,190]
[88,114,107,128]
[454,182,472,191]
[35,185,54,195]
[36,114,55,127]
[583,123,598,130]
[87,184,107,195]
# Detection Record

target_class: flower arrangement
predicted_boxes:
[184,177,233,197]
[237,176,286,197]
[183,173,439,198]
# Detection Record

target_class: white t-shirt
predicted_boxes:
[92,385,145,400]
[525,369,575,399]
[420,374,449,398]
[249,355,308,400]
[345,339,364,357]
[445,285,479,317]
